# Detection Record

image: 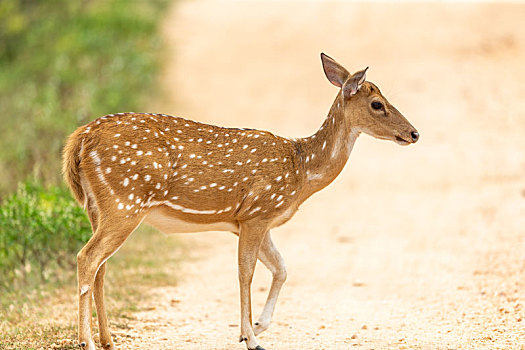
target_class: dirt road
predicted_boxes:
[119,1,525,349]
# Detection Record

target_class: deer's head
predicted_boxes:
[321,53,419,145]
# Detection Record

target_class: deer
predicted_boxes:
[62,53,418,350]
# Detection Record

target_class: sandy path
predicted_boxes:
[121,1,525,349]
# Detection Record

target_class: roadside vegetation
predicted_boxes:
[0,182,92,290]
[0,0,178,348]
[1,221,184,349]
[0,0,168,194]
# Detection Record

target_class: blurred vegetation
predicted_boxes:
[0,0,175,346]
[0,181,92,290]
[0,224,184,349]
[0,0,169,195]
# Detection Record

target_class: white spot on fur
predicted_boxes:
[308,173,323,181]
[89,151,101,165]
[148,200,220,215]
[80,285,89,296]
[249,207,261,215]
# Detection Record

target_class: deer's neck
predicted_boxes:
[297,95,359,198]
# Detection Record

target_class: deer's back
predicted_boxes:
[74,113,303,226]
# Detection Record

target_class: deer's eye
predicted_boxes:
[371,101,383,110]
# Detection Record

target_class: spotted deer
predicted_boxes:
[63,53,418,350]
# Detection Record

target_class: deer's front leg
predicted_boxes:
[253,232,286,336]
[238,221,268,350]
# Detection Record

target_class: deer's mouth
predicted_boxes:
[395,136,410,145]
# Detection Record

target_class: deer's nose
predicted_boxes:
[410,131,419,143]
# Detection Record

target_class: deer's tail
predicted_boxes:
[62,128,86,206]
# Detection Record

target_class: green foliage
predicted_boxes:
[0,1,173,343]
[0,0,169,194]
[0,181,92,289]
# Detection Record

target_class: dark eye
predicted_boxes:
[371,101,383,110]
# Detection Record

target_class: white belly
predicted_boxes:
[143,207,239,234]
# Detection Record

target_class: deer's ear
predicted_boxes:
[321,53,350,88]
[342,67,368,97]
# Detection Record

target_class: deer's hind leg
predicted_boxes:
[253,232,286,336]
[77,211,143,350]
[94,262,113,349]
[82,188,115,349]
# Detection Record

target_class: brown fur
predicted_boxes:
[62,127,87,206]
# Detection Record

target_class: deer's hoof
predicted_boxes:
[240,335,263,350]
[100,334,114,349]
[253,320,270,336]
[78,339,95,350]
[100,339,114,348]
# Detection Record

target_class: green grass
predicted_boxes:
[0,0,178,347]
[0,182,91,346]
[0,0,169,195]
[0,183,184,348]
[0,225,185,349]
[0,182,92,290]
